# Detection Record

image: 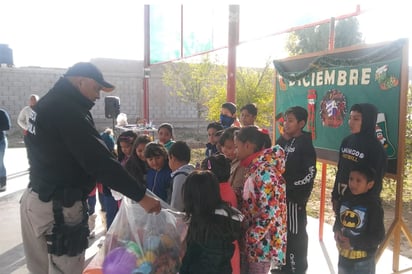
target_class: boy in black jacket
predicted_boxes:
[275,106,317,274]
[334,164,385,274]
[332,103,387,215]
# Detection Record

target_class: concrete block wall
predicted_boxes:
[149,66,199,125]
[0,59,205,137]
[0,66,64,132]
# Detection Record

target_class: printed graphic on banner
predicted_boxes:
[376,113,396,159]
[307,89,317,139]
[319,89,347,129]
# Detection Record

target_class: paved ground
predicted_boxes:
[1,148,411,274]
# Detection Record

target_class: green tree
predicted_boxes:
[162,55,226,134]
[236,62,274,127]
[286,17,363,56]
[334,18,363,48]
[205,60,275,127]
[204,86,226,123]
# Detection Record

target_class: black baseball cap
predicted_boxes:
[64,62,115,92]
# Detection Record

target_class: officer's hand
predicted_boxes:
[139,194,161,214]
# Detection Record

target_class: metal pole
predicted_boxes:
[143,5,150,121]
[227,5,239,103]
[318,16,337,241]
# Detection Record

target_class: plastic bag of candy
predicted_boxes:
[83,191,187,274]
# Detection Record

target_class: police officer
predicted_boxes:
[20,62,161,274]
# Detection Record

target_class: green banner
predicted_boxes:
[274,39,406,173]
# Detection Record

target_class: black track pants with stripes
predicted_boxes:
[284,201,309,274]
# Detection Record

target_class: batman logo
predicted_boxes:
[340,210,360,228]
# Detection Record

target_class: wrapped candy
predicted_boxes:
[144,235,161,251]
[160,234,175,249]
[125,241,144,258]
[133,262,152,274]
[83,194,187,274]
[103,247,137,274]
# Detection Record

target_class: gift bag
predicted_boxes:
[83,191,187,274]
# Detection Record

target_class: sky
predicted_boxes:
[1,0,410,69]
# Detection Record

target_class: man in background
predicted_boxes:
[17,94,39,134]
[0,108,11,192]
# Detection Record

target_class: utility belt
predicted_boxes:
[338,247,368,259]
[39,188,90,257]
[30,183,88,207]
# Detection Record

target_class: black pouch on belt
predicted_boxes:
[63,188,84,207]
[46,199,89,257]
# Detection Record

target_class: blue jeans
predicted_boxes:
[338,256,375,274]
[103,194,118,231]
[0,137,7,178]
